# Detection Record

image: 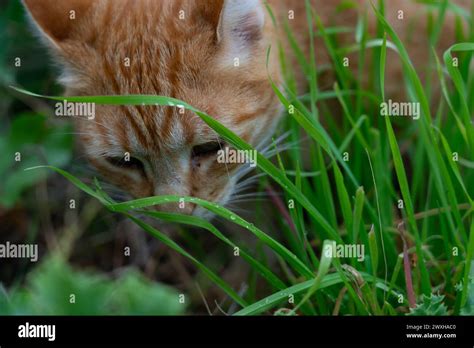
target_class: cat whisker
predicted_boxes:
[234,166,257,182]
[234,184,261,194]
[255,130,292,153]
[220,204,249,215]
[226,190,272,207]
[233,179,265,195]
[231,192,269,199]
[228,198,268,205]
[235,172,266,188]
[260,136,303,159]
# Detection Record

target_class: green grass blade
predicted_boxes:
[127,214,247,307]
[377,29,431,295]
[294,240,334,311]
[142,210,287,290]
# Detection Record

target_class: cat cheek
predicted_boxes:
[90,160,150,199]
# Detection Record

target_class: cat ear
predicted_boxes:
[217,0,265,61]
[22,0,94,49]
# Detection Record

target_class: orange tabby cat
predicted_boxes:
[23,0,469,217]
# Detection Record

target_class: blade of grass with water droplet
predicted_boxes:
[141,210,287,291]
[109,195,314,278]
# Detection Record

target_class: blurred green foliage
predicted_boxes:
[0,256,186,315]
[1,0,73,208]
[0,113,73,207]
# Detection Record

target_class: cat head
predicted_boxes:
[23,0,282,217]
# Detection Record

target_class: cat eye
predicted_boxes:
[192,141,224,158]
[106,156,145,173]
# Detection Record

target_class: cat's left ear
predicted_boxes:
[216,0,266,63]
[22,0,95,50]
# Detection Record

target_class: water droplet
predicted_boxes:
[230,215,236,221]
